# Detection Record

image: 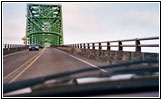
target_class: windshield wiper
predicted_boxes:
[3,60,159,93]
[10,75,159,97]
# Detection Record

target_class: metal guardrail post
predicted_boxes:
[92,43,95,49]
[99,43,102,50]
[118,41,123,51]
[5,44,6,49]
[80,44,82,48]
[77,44,79,48]
[107,42,110,50]
[83,44,86,49]
[8,44,10,51]
[136,39,141,52]
[87,43,90,49]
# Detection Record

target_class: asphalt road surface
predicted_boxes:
[3,47,108,84]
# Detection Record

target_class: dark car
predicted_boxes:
[29,44,40,51]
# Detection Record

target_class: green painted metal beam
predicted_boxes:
[26,4,63,47]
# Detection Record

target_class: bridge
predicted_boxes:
[26,4,63,47]
[3,3,159,97]
[3,37,159,84]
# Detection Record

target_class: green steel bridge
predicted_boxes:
[26,4,63,47]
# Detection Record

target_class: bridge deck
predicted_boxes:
[3,48,108,84]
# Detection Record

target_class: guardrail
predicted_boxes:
[69,36,159,52]
[3,44,26,50]
[3,44,28,55]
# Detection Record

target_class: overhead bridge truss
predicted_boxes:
[26,4,63,47]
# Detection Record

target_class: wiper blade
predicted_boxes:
[3,60,159,93]
[6,74,159,97]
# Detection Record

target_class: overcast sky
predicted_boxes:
[2,2,159,52]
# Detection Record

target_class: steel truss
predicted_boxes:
[26,4,63,47]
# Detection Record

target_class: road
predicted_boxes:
[3,47,108,84]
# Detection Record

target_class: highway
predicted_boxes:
[3,47,108,84]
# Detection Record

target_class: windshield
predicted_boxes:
[3,2,159,98]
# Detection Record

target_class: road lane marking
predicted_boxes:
[69,55,107,73]
[8,48,46,83]
[3,50,28,58]
[55,49,107,73]
[3,51,40,80]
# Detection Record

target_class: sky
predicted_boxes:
[2,2,160,52]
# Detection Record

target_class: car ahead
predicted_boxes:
[29,44,40,51]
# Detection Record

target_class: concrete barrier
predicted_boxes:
[56,46,159,65]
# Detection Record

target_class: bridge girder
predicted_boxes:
[26,4,63,47]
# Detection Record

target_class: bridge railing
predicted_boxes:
[3,44,26,49]
[3,44,28,55]
[68,36,159,52]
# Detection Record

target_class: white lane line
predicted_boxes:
[55,49,107,73]
[69,55,107,72]
[3,50,28,58]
